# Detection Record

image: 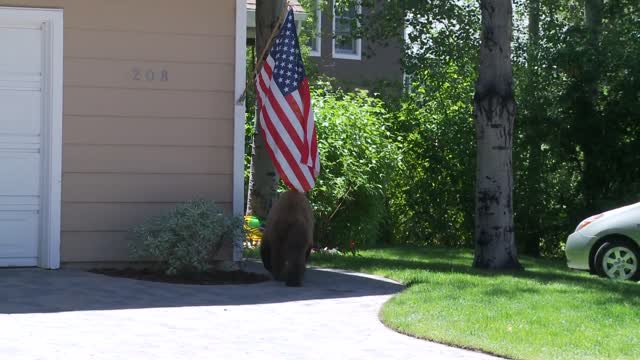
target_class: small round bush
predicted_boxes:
[130,199,245,275]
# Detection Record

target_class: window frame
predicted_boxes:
[331,2,362,60]
[309,1,322,57]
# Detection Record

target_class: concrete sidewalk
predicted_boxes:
[0,263,503,360]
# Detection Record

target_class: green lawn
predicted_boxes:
[274,246,639,360]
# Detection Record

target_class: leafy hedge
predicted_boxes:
[307,82,399,250]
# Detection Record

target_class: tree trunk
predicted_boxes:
[245,0,286,219]
[473,0,522,270]
[520,0,542,257]
[580,0,603,213]
[585,0,603,41]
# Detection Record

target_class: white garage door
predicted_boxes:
[0,24,44,266]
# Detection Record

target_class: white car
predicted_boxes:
[565,202,640,281]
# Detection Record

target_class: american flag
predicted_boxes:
[256,9,320,193]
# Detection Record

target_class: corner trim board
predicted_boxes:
[233,0,248,261]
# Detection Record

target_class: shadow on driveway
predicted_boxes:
[0,261,404,314]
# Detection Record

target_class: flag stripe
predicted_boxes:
[262,89,304,162]
[259,113,304,192]
[261,95,315,188]
[260,106,312,191]
[281,92,305,139]
[299,80,313,165]
[290,91,304,118]
[267,85,305,146]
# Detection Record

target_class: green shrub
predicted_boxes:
[129,199,245,275]
[387,64,477,248]
[307,81,399,250]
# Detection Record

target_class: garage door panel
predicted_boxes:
[0,211,39,258]
[0,27,42,74]
[0,76,41,90]
[0,153,40,196]
[0,90,42,135]
[0,196,40,212]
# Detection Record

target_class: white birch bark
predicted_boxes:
[473,0,522,270]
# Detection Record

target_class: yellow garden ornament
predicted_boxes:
[244,215,264,247]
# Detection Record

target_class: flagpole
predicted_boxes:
[237,1,291,105]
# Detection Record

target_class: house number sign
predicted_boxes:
[132,67,169,82]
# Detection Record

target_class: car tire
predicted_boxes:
[594,238,640,281]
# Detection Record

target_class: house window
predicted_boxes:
[332,3,361,60]
[308,1,322,56]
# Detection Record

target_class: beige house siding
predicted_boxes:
[0,0,238,263]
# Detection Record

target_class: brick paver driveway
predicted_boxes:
[1,262,502,360]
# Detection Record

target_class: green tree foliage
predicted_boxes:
[511,0,640,255]
[390,64,476,247]
[554,0,640,214]
[368,0,481,249]
[307,82,399,250]
[345,0,638,256]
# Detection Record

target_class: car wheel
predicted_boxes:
[594,239,640,281]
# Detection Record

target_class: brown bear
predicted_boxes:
[260,190,314,287]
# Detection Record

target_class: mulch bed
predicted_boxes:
[89,267,270,285]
